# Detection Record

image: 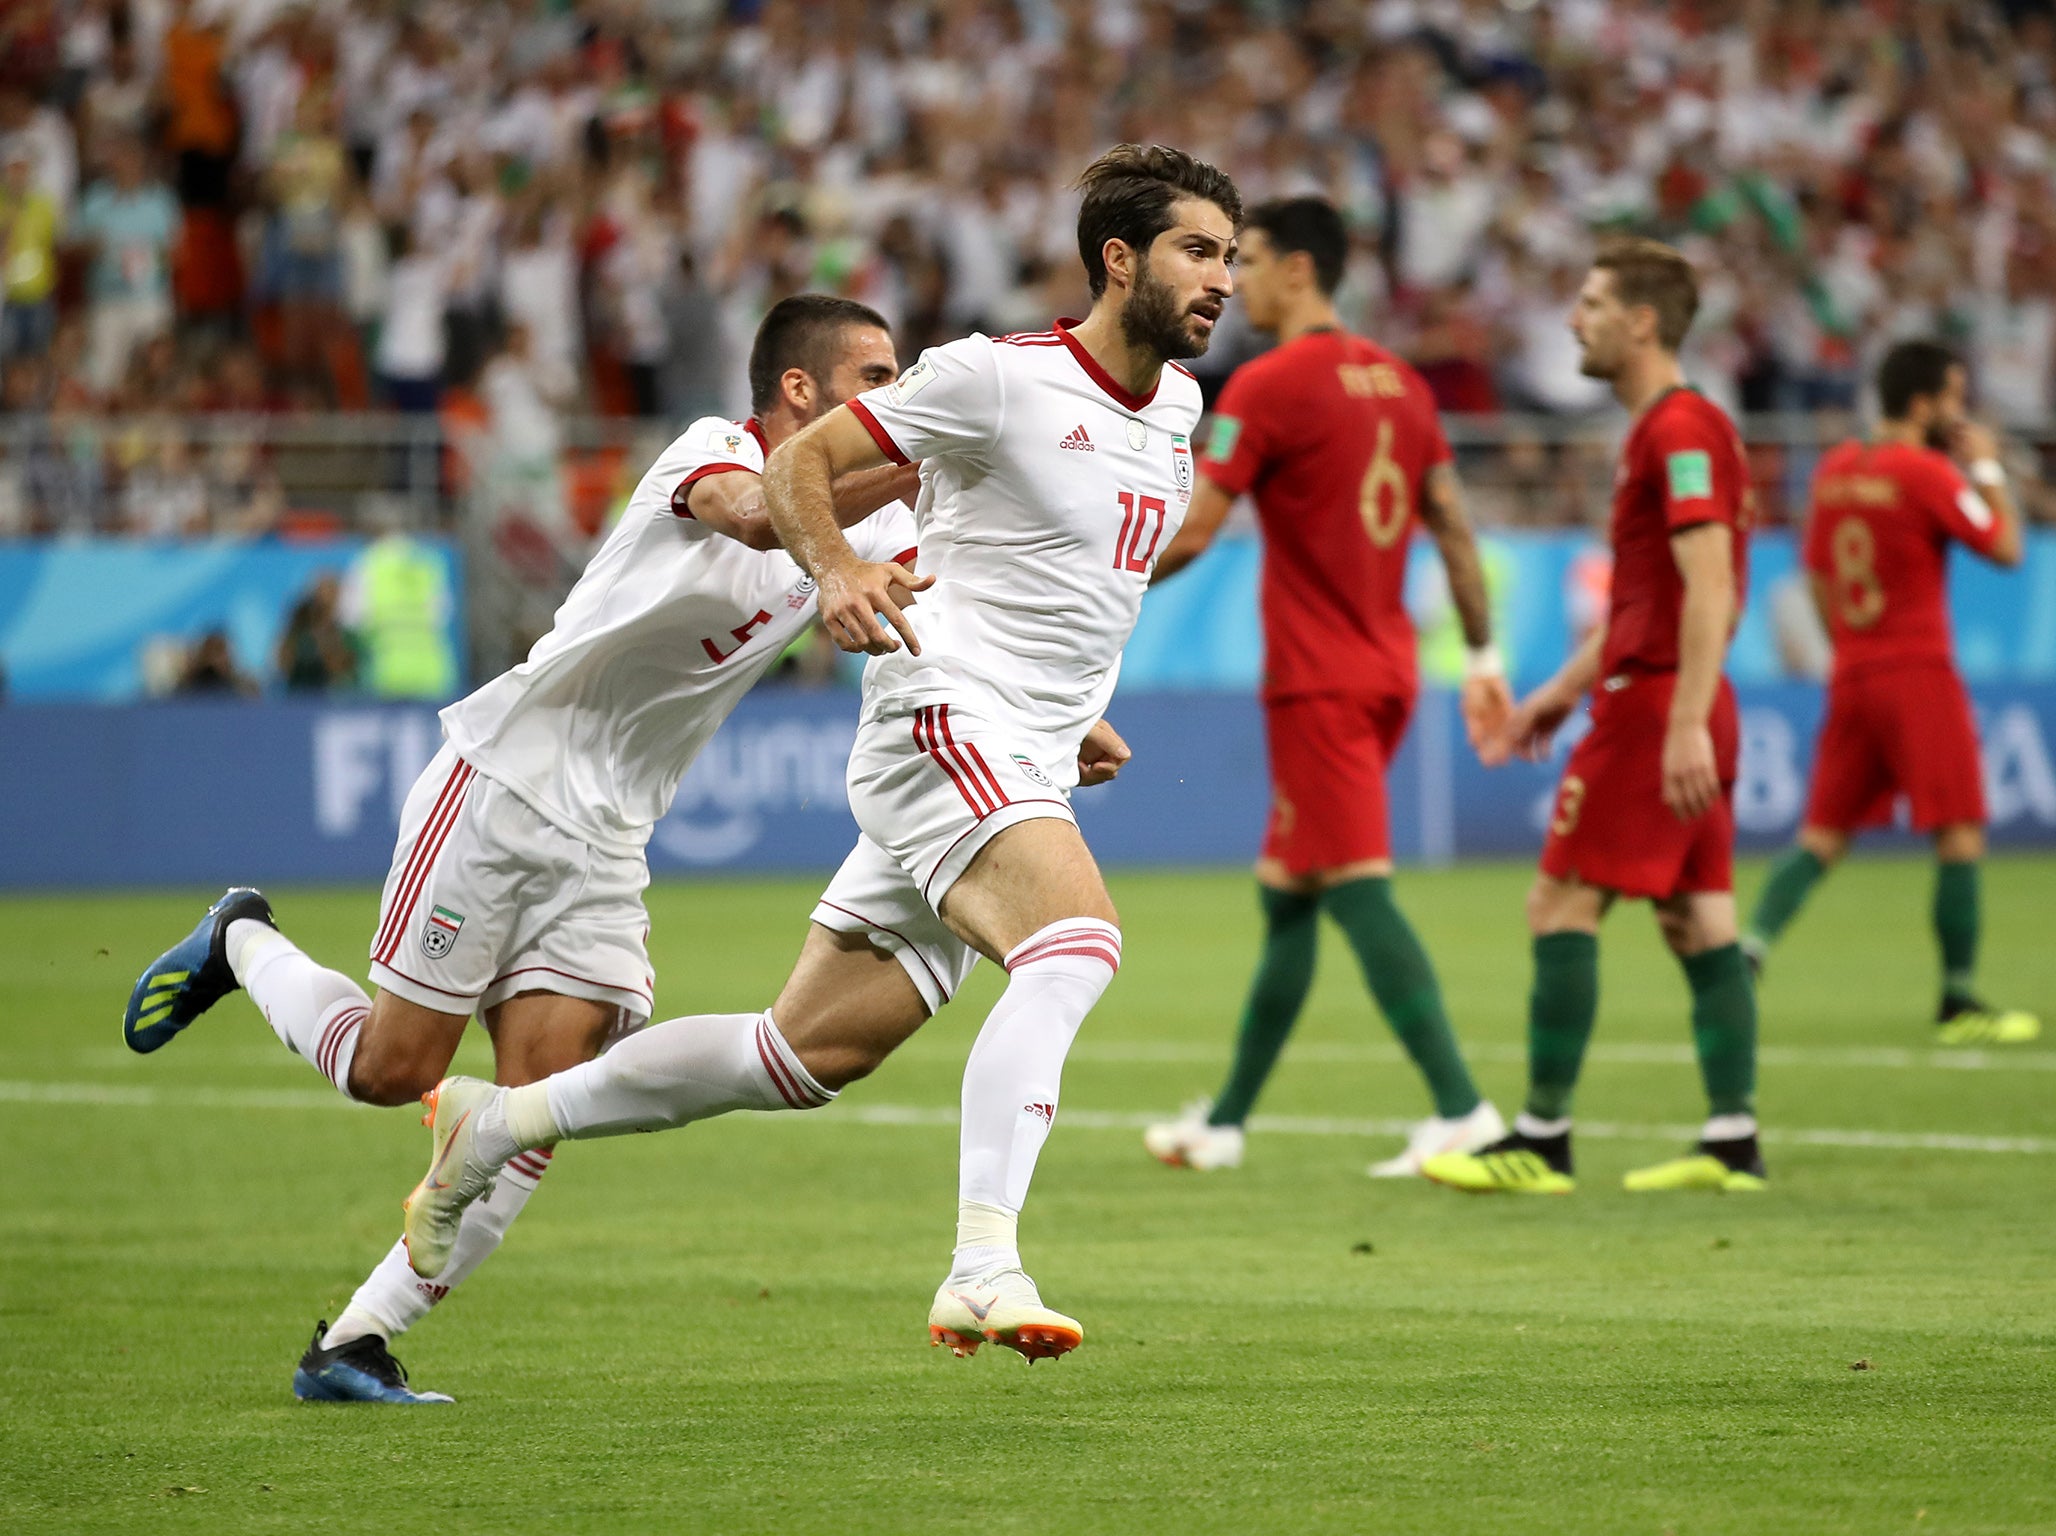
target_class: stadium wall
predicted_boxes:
[7,684,2056,889]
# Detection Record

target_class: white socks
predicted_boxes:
[322,1148,555,1348]
[470,1011,835,1164]
[1703,1113,1758,1142]
[952,918,1120,1278]
[1515,1112,1571,1139]
[228,919,369,1101]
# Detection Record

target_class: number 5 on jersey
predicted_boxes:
[1115,491,1168,574]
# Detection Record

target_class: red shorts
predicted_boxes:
[1805,662,1985,833]
[1261,691,1414,875]
[1539,672,1739,900]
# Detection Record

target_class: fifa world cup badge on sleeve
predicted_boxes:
[422,905,466,958]
[1666,449,1713,501]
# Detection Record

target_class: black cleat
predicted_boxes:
[121,888,277,1053]
[291,1321,452,1404]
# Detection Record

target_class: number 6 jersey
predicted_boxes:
[845,323,1202,782]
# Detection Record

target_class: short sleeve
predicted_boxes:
[847,498,920,569]
[1920,455,2005,558]
[1644,406,1740,533]
[666,417,764,518]
[1195,365,1271,497]
[846,336,1001,466]
[1800,468,1834,575]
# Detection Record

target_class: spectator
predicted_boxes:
[175,628,259,697]
[0,143,59,362]
[340,520,456,699]
[71,135,179,395]
[119,425,208,537]
[262,88,349,392]
[375,222,446,412]
[276,571,357,692]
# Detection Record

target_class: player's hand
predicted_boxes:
[816,558,934,656]
[1487,684,1575,766]
[1661,720,1720,821]
[1460,674,1515,761]
[1952,419,2001,464]
[1076,718,1132,786]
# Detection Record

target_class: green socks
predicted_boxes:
[1207,886,1320,1127]
[1525,931,1599,1120]
[1747,847,1827,951]
[1683,943,1757,1117]
[1324,877,1482,1119]
[1934,860,1980,1009]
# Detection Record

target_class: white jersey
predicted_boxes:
[845,324,1202,785]
[443,416,917,853]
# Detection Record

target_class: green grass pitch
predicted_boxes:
[4,856,2054,1534]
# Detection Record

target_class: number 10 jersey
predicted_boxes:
[845,322,1202,787]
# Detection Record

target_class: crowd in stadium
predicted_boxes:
[2,0,2055,538]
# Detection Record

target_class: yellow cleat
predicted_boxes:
[1935,1007,2041,1047]
[1422,1137,1574,1195]
[928,1269,1082,1362]
[1623,1149,1767,1193]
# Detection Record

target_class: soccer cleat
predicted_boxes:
[1369,1100,1508,1179]
[1624,1135,1768,1193]
[402,1077,503,1280]
[1142,1099,1244,1170]
[928,1268,1083,1362]
[121,887,276,1054]
[1421,1130,1575,1194]
[291,1320,453,1404]
[1935,1003,2041,1046]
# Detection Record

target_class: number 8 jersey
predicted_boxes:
[845,323,1203,782]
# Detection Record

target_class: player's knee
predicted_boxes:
[794,1039,890,1093]
[1935,823,1985,862]
[1525,879,1593,937]
[1798,826,1848,865]
[345,1041,443,1107]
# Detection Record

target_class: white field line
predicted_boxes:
[4,1079,2050,1156]
[1058,1040,2056,1073]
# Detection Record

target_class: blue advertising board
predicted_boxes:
[5,683,2055,890]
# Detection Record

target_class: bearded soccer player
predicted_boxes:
[1137,196,1512,1179]
[396,145,1239,1363]
[1743,339,2037,1045]
[1423,238,1763,1196]
[120,296,920,1402]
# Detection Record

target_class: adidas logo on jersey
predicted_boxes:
[1059,425,1094,452]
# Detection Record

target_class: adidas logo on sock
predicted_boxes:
[1025,1102,1056,1125]
[1059,425,1094,452]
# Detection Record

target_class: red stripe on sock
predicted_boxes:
[755,1021,814,1109]
[1006,927,1122,971]
[1007,943,1122,974]
[318,1007,366,1086]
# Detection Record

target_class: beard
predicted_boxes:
[1576,340,1619,380]
[1120,258,1218,362]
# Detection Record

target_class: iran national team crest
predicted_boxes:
[1171,433,1193,503]
[421,905,465,958]
[1011,753,1055,788]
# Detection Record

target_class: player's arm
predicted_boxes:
[1150,476,1233,584]
[689,462,923,552]
[763,407,931,655]
[1486,622,1603,766]
[1418,462,1513,754]
[1953,420,2024,568]
[1662,522,1735,821]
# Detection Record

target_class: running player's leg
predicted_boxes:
[1743,825,1846,974]
[1745,683,1880,971]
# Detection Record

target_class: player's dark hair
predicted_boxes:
[1591,236,1699,351]
[1073,144,1243,300]
[1876,339,1962,420]
[1246,196,1347,296]
[748,294,891,415]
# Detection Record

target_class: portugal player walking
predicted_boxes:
[1425,238,1764,1196]
[1743,340,2037,1045]
[1137,196,1512,1178]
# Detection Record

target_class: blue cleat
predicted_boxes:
[121,887,276,1054]
[292,1321,454,1405]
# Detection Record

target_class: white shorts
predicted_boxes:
[367,744,656,1022]
[813,701,1076,1012]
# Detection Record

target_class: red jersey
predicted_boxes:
[1197,330,1451,701]
[1600,387,1752,677]
[1801,440,2004,679]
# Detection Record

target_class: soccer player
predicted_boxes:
[120,295,923,1402]
[1743,340,2037,1045]
[1422,237,1764,1196]
[397,143,1241,1363]
[1135,195,1512,1178]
